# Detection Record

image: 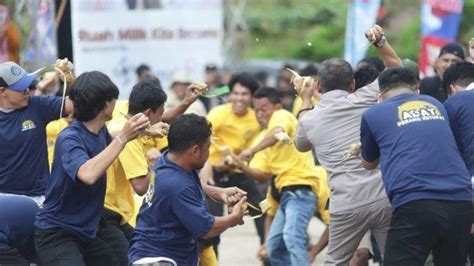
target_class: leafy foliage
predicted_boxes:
[245,0,474,62]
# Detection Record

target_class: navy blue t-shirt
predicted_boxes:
[0,96,62,196]
[360,93,471,209]
[0,195,39,261]
[128,151,215,266]
[35,121,110,239]
[444,90,474,176]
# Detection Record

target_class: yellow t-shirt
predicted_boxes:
[46,118,69,168]
[291,97,320,116]
[111,99,168,151]
[105,116,165,225]
[314,166,330,224]
[249,109,325,216]
[207,103,260,165]
[250,110,330,224]
[266,109,319,193]
[112,100,130,120]
[262,167,330,225]
[199,246,218,266]
[265,189,279,217]
[249,130,270,173]
[105,116,147,225]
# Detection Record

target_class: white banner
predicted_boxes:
[344,0,381,67]
[71,0,223,98]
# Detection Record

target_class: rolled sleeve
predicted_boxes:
[172,186,215,238]
[295,121,312,152]
[360,116,380,162]
[119,139,148,180]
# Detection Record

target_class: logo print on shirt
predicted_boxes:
[21,120,36,131]
[397,101,444,127]
[144,183,154,207]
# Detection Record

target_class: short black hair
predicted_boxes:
[69,71,119,122]
[318,59,354,93]
[282,63,297,71]
[255,71,268,82]
[128,78,167,115]
[378,67,417,94]
[442,61,474,95]
[354,65,380,90]
[141,75,160,83]
[253,87,281,104]
[136,64,151,77]
[205,64,217,71]
[228,72,259,95]
[168,114,212,152]
[358,57,385,72]
[401,59,420,81]
[300,64,318,76]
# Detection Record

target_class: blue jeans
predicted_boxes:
[266,188,317,266]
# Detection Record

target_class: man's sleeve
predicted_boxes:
[249,149,271,174]
[35,96,63,123]
[295,120,312,152]
[267,111,292,133]
[172,186,216,238]
[444,99,464,154]
[360,115,380,162]
[59,135,90,182]
[119,139,148,180]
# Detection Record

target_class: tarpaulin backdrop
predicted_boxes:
[419,0,464,77]
[71,0,223,99]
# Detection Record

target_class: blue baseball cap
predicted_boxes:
[0,61,37,91]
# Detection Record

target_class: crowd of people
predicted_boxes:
[0,24,474,266]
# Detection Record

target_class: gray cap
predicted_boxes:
[0,61,37,91]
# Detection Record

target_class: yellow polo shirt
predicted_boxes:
[105,116,167,225]
[260,167,330,225]
[207,103,260,165]
[265,109,319,192]
[249,109,329,223]
[291,97,319,116]
[112,100,129,120]
[249,130,270,173]
[111,99,168,152]
[199,246,218,266]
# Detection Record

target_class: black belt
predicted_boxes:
[281,185,312,193]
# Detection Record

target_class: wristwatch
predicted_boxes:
[374,35,386,48]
